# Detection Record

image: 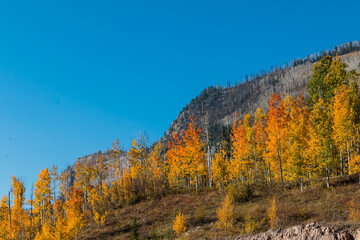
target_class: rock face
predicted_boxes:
[65,151,129,190]
[237,223,360,240]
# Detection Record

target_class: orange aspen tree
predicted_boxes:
[166,132,183,188]
[266,93,286,183]
[11,176,29,239]
[182,118,206,190]
[74,160,94,210]
[231,115,250,183]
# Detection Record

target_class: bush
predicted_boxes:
[130,217,139,240]
[216,194,234,233]
[173,210,186,236]
[226,184,253,203]
[268,197,279,229]
[348,197,360,221]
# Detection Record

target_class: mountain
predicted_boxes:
[166,49,360,145]
[66,43,360,188]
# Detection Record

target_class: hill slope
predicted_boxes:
[166,51,360,143]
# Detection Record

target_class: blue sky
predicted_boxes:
[1,0,360,198]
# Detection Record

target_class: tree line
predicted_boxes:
[1,55,360,239]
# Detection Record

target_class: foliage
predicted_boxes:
[173,210,187,236]
[130,217,139,240]
[268,197,279,229]
[216,194,234,233]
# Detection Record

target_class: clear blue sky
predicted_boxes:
[1,0,359,197]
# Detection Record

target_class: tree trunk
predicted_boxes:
[326,166,330,189]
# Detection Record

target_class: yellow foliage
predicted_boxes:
[0,195,10,239]
[34,222,53,240]
[216,194,234,233]
[268,197,279,229]
[173,210,186,236]
[348,197,360,222]
[244,214,256,234]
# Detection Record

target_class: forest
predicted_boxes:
[1,55,360,239]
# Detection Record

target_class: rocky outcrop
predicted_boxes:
[237,223,360,240]
[65,151,129,190]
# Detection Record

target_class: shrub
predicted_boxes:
[173,210,186,236]
[216,194,234,233]
[348,197,360,221]
[130,217,139,240]
[268,197,279,229]
[226,184,253,203]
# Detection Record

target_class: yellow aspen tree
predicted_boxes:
[243,113,257,182]
[282,94,309,181]
[34,168,52,234]
[182,118,206,190]
[173,210,186,236]
[254,108,268,182]
[148,142,164,194]
[122,168,132,202]
[89,182,110,225]
[216,194,234,233]
[53,199,67,239]
[212,141,229,189]
[0,195,10,239]
[307,98,334,186]
[11,176,29,239]
[93,153,109,191]
[127,139,144,192]
[59,167,71,201]
[65,187,86,239]
[111,139,124,179]
[34,222,53,240]
[332,85,356,174]
[110,140,125,206]
[74,160,94,209]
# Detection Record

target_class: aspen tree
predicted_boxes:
[182,118,206,190]
[230,116,250,183]
[11,176,29,239]
[0,195,10,239]
[34,169,52,234]
[266,93,286,183]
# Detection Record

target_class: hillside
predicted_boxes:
[6,43,360,240]
[166,50,360,144]
[78,174,360,239]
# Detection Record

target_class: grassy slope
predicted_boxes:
[79,174,360,239]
